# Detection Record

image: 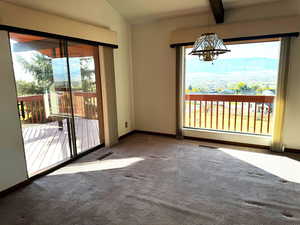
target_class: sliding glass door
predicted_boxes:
[9,32,103,176]
[67,41,102,153]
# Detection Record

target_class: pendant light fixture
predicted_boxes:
[189,32,230,62]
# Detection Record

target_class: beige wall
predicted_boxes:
[171,16,300,45]
[0,31,28,192]
[4,0,135,136]
[0,0,134,191]
[0,1,117,46]
[132,0,300,149]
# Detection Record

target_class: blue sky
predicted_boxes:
[186,41,281,60]
[52,58,81,82]
[185,41,281,90]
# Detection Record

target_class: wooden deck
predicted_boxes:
[22,118,101,176]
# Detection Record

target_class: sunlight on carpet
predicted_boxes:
[219,148,300,183]
[49,157,144,175]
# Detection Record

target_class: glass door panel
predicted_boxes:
[67,41,103,153]
[9,33,73,176]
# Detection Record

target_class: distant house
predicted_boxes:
[262,90,275,96]
[221,89,235,95]
[241,90,256,95]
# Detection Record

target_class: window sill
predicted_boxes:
[182,128,272,146]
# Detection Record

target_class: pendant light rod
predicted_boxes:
[208,0,224,24]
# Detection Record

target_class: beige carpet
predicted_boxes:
[0,133,300,225]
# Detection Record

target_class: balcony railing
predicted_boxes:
[58,92,98,119]
[185,94,275,135]
[18,95,46,123]
[17,92,98,123]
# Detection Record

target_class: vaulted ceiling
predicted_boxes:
[3,0,282,25]
[106,0,281,23]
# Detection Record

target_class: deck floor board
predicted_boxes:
[22,118,100,176]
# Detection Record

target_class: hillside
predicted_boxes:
[185,57,279,90]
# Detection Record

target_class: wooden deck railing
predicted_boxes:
[17,95,45,123]
[185,94,275,135]
[59,92,98,119]
[17,91,98,123]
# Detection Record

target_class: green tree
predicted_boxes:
[191,87,200,93]
[16,80,44,96]
[250,83,260,92]
[256,87,264,94]
[216,88,223,93]
[235,82,251,94]
[18,53,96,93]
[17,53,53,91]
[80,57,96,92]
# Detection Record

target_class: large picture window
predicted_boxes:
[184,40,281,135]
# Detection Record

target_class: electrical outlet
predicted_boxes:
[125,121,128,128]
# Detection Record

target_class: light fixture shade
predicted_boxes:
[189,33,230,62]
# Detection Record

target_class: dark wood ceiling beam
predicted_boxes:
[208,0,224,24]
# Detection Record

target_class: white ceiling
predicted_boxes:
[106,0,281,23]
[2,0,282,25]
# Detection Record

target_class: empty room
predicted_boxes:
[0,0,300,224]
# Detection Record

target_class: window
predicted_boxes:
[184,41,281,135]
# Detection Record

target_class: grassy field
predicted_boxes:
[184,101,273,135]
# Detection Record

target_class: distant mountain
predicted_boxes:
[186,57,279,74]
[185,57,279,90]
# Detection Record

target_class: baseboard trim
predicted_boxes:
[120,130,272,150]
[0,143,105,198]
[119,130,136,140]
[285,148,300,153]
[135,130,176,138]
[0,179,32,198]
